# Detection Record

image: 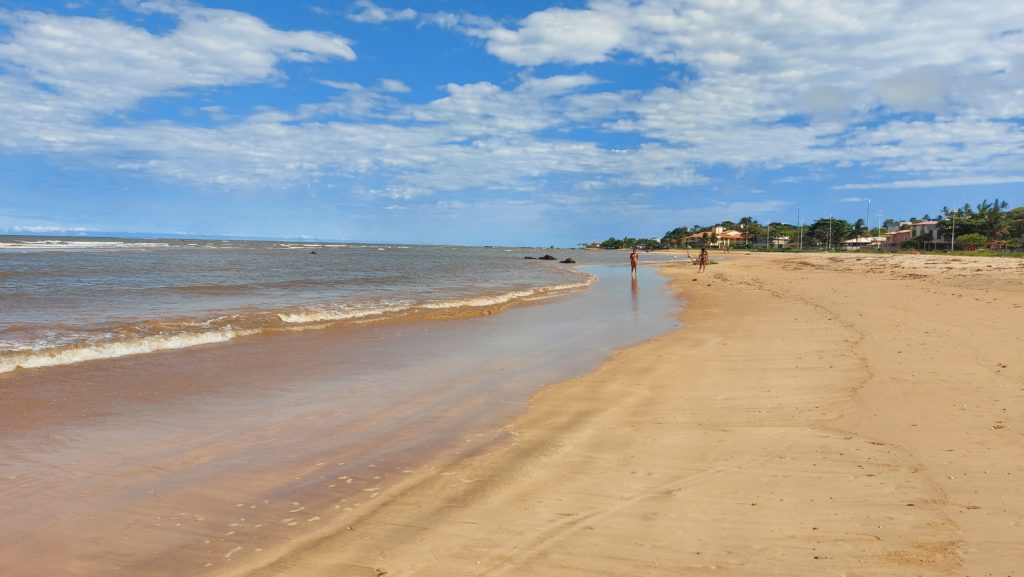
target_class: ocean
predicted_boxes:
[0,237,601,373]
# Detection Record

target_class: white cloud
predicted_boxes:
[835,176,1024,190]
[1,0,1022,209]
[10,225,96,233]
[346,0,416,24]
[423,12,460,29]
[379,78,411,93]
[518,74,601,95]
[484,6,629,65]
[483,1,1024,185]
[320,80,364,91]
[0,3,355,117]
[200,105,230,121]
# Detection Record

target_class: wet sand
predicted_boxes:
[0,265,677,577]
[210,252,1023,577]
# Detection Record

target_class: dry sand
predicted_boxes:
[214,252,1023,577]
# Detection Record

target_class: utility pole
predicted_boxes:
[876,211,883,250]
[950,214,956,251]
[828,215,833,251]
[866,198,871,238]
[798,208,803,251]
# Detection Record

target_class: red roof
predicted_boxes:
[683,229,749,240]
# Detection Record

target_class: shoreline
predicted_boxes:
[0,271,595,375]
[216,251,1022,577]
[0,263,679,577]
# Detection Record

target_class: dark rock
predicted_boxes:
[523,256,537,259]
[560,258,576,264]
[538,254,557,260]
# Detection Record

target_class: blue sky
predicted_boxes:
[0,0,1022,246]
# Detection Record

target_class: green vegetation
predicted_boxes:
[597,237,641,249]
[588,198,1024,253]
[954,233,989,250]
[938,199,1019,243]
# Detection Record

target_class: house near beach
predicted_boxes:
[875,221,941,250]
[842,236,885,250]
[683,226,751,248]
[909,220,939,240]
[758,235,791,249]
[881,229,912,249]
[719,229,751,246]
[682,229,714,246]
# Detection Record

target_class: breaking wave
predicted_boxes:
[0,328,249,374]
[0,276,594,374]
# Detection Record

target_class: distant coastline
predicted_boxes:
[0,232,567,250]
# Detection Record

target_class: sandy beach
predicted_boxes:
[214,251,1023,577]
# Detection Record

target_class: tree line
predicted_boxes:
[592,198,1024,251]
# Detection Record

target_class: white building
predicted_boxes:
[909,220,939,239]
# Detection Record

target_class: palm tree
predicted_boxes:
[976,198,1010,240]
[853,218,866,238]
[1009,207,1024,241]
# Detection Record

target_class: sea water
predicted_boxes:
[0,238,603,373]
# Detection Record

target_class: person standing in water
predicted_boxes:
[629,246,639,276]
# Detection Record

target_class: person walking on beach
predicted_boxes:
[629,246,639,276]
[698,247,708,272]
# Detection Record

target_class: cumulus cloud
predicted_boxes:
[873,66,957,114]
[472,0,1024,124]
[0,3,355,117]
[1,0,1022,207]
[484,6,629,65]
[452,0,1024,186]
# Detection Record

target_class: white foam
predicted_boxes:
[277,304,411,324]
[277,279,593,325]
[278,243,324,250]
[420,280,592,309]
[1,276,596,372]
[0,328,250,373]
[419,290,536,309]
[0,240,170,250]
